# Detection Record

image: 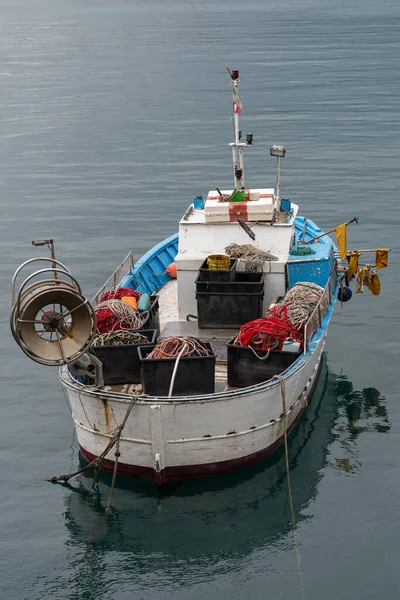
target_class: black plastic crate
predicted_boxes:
[138,342,216,396]
[196,287,264,329]
[227,337,301,388]
[198,258,237,282]
[195,271,264,294]
[91,329,157,385]
[139,294,160,334]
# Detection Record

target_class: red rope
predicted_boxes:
[95,307,128,333]
[99,287,141,303]
[235,315,303,352]
[96,288,142,333]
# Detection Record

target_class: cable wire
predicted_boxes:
[187,0,232,77]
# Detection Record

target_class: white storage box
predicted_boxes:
[204,188,275,223]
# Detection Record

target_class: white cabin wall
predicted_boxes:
[175,255,203,319]
[178,219,296,261]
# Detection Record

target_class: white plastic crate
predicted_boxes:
[204,188,275,223]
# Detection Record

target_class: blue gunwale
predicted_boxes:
[62,215,338,401]
[121,233,179,294]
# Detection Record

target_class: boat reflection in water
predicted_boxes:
[63,354,389,587]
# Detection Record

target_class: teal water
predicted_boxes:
[1,1,400,598]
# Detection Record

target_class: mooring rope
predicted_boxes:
[276,375,306,600]
[49,395,136,484]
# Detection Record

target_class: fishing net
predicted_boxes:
[99,287,141,302]
[234,281,327,352]
[225,243,278,272]
[92,330,149,346]
[95,299,148,333]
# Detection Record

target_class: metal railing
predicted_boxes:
[91,252,134,307]
[303,261,337,353]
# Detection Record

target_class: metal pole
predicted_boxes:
[231,72,245,191]
[239,144,245,190]
[276,157,281,206]
[232,145,237,188]
[233,80,240,190]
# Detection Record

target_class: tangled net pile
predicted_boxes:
[289,245,316,256]
[92,330,149,347]
[225,243,278,272]
[234,282,327,352]
[95,299,148,333]
[99,287,141,302]
[284,282,328,326]
[235,316,303,353]
[147,337,212,359]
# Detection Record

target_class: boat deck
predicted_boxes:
[158,278,237,391]
[104,279,234,395]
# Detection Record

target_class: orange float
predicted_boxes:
[166,262,177,278]
[121,296,137,310]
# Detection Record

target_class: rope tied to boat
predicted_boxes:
[49,395,136,485]
[276,375,306,600]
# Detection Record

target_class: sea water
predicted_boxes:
[1,1,400,598]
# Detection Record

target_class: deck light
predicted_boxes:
[270,145,286,208]
[246,133,253,145]
[270,144,286,158]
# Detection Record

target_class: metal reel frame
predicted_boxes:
[11,258,97,367]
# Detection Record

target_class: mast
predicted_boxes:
[229,70,252,191]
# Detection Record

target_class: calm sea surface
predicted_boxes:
[1,0,400,598]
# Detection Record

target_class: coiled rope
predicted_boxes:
[283,282,328,328]
[234,281,326,352]
[225,243,278,272]
[147,336,212,360]
[92,330,149,347]
[95,299,148,333]
[235,316,302,353]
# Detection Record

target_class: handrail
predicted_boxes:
[92,252,134,307]
[303,260,337,353]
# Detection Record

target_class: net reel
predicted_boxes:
[11,257,97,367]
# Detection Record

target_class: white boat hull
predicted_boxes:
[60,331,326,484]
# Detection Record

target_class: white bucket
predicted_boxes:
[282,340,301,353]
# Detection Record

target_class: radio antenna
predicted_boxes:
[188,0,232,78]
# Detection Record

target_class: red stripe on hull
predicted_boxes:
[79,404,305,484]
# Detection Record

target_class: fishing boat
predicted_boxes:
[63,355,336,556]
[10,70,388,485]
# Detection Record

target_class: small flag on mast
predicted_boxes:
[233,86,242,115]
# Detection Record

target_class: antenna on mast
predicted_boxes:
[229,70,253,191]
